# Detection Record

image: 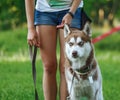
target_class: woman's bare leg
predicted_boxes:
[59,29,68,100]
[36,25,57,100]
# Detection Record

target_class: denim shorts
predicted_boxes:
[34,8,82,29]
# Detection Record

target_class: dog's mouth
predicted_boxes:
[72,55,78,58]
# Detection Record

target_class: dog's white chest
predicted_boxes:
[88,76,93,84]
[74,79,93,97]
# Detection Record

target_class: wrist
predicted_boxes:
[67,11,74,18]
[28,25,35,30]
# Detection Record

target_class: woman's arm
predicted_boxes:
[69,0,81,14]
[25,0,35,29]
[25,0,40,47]
[61,0,81,26]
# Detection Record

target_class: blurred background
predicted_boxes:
[0,0,120,30]
[0,0,120,100]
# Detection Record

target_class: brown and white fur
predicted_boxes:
[64,22,103,100]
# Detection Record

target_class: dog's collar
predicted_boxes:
[75,65,91,75]
[69,59,97,80]
[69,65,91,79]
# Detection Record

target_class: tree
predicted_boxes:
[84,0,120,27]
[0,0,119,30]
[0,0,25,30]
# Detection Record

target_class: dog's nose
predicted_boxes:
[72,51,78,58]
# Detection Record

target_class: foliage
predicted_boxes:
[84,0,120,26]
[0,0,26,30]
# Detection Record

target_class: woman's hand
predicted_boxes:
[61,12,73,25]
[57,13,73,28]
[27,27,40,47]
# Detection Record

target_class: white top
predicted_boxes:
[35,0,84,12]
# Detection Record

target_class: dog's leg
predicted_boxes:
[70,95,80,100]
[70,89,81,100]
[96,89,103,100]
[91,87,103,100]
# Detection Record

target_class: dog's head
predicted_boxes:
[64,22,92,62]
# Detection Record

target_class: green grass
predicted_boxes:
[0,27,28,55]
[0,61,33,100]
[0,27,120,100]
[97,51,120,100]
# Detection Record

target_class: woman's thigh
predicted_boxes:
[36,25,58,64]
[59,29,65,72]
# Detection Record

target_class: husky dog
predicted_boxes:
[64,22,103,100]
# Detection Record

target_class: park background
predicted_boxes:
[0,0,120,100]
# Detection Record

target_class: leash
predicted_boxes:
[92,26,120,44]
[67,72,75,100]
[29,45,39,100]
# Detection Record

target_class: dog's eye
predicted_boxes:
[78,41,84,46]
[69,42,74,46]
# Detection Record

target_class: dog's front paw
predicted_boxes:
[66,96,71,100]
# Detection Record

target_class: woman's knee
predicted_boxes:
[43,60,57,75]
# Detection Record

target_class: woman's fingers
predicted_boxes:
[56,24,64,29]
[28,39,33,46]
[27,28,41,47]
[27,36,40,47]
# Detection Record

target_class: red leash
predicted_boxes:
[92,26,120,44]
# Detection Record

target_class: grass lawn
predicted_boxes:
[0,27,120,100]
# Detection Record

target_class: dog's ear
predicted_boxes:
[83,22,92,37]
[64,24,71,38]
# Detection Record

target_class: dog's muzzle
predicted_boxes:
[72,51,78,58]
